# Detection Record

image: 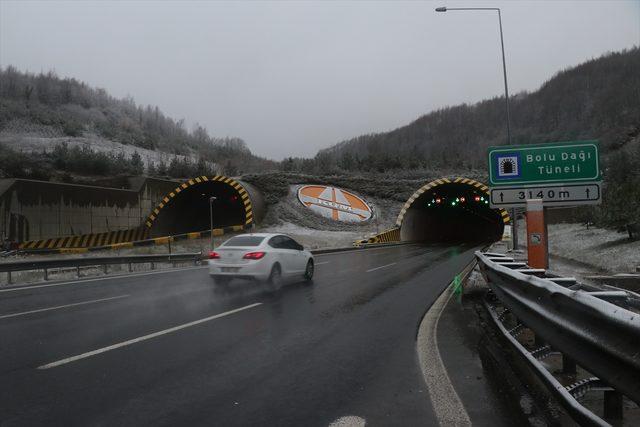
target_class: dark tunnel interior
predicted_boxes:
[400,183,504,243]
[150,182,246,236]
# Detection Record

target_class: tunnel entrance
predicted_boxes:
[398,178,507,244]
[145,176,252,237]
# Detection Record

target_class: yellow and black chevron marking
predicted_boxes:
[365,227,401,244]
[395,177,510,226]
[18,224,252,254]
[144,175,253,229]
[18,228,149,251]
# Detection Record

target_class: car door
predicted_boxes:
[281,236,306,273]
[268,236,294,275]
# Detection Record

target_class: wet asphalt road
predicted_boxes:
[0,243,481,426]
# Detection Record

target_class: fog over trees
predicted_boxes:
[294,48,639,175]
[0,66,276,180]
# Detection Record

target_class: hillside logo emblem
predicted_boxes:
[297,185,373,223]
[496,154,521,179]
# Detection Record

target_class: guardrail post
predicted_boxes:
[128,263,133,273]
[76,266,81,278]
[103,265,108,274]
[534,333,545,348]
[603,390,623,420]
[7,271,12,285]
[562,354,577,375]
[43,268,48,281]
[150,262,155,270]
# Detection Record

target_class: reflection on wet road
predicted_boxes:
[0,243,481,426]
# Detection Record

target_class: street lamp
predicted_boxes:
[209,196,217,250]
[436,6,518,248]
[435,6,512,145]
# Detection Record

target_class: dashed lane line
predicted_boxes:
[365,262,397,273]
[0,294,130,320]
[328,415,366,427]
[37,302,263,370]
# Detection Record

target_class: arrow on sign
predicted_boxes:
[585,188,590,198]
[500,192,504,202]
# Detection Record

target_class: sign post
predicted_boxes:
[488,140,602,265]
[525,199,548,269]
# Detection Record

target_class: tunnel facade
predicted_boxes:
[145,175,263,237]
[397,177,509,243]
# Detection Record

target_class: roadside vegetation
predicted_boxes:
[304,48,639,174]
[0,66,276,179]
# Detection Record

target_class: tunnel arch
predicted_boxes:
[144,175,256,237]
[396,177,510,243]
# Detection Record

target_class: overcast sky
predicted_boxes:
[1,1,638,159]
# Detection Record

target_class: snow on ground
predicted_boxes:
[0,132,202,168]
[517,221,640,273]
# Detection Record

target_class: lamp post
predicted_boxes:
[436,6,518,248]
[209,196,217,250]
[435,6,511,145]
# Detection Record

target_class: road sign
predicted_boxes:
[488,140,600,186]
[490,182,601,208]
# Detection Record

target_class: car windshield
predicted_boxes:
[222,236,265,247]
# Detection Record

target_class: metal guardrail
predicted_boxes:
[476,251,640,425]
[0,253,202,284]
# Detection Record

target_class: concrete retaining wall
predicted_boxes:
[0,177,177,243]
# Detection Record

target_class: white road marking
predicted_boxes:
[314,244,420,257]
[37,302,262,370]
[328,415,366,427]
[0,266,207,293]
[417,285,472,426]
[315,261,330,265]
[0,294,130,320]
[365,262,397,273]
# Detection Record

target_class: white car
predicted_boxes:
[208,233,314,289]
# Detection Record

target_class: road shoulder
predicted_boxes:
[417,271,518,426]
